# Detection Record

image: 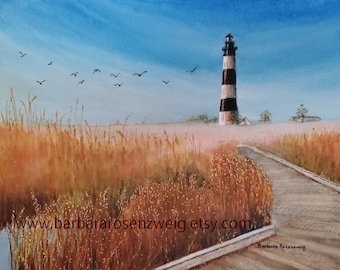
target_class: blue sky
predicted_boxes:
[0,0,339,124]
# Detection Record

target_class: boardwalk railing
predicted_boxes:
[155,225,275,270]
[237,144,340,193]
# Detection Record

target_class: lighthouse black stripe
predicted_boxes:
[220,98,238,111]
[222,69,236,85]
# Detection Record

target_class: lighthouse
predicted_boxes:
[219,33,239,125]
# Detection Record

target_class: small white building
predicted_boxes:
[289,116,321,122]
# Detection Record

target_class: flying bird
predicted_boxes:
[70,72,79,77]
[19,51,27,57]
[47,61,53,65]
[114,82,124,87]
[36,80,46,85]
[93,69,101,73]
[110,72,120,77]
[133,71,147,77]
[186,67,198,73]
[162,80,170,84]
[78,80,85,85]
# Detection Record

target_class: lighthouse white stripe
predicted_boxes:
[223,56,235,69]
[219,111,233,125]
[221,85,236,99]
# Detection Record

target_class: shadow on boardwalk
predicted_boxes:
[197,146,340,270]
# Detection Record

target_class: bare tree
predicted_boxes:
[296,104,308,122]
[259,110,272,123]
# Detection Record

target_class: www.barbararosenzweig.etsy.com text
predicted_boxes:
[13,217,252,233]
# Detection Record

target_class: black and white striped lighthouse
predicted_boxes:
[219,33,239,125]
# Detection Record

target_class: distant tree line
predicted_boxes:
[186,104,312,125]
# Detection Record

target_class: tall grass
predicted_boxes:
[2,90,273,269]
[8,152,272,269]
[0,89,210,226]
[263,131,340,184]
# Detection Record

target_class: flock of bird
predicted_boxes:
[18,51,199,88]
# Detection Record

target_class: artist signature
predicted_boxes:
[257,242,306,251]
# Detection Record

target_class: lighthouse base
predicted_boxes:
[219,111,238,125]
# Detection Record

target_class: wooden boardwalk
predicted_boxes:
[197,146,340,270]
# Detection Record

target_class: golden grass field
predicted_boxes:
[2,121,274,269]
[1,90,339,269]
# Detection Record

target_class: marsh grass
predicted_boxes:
[2,90,273,269]
[263,131,340,184]
[8,154,272,269]
[0,89,211,226]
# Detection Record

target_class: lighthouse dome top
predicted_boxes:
[226,33,233,41]
[222,33,237,56]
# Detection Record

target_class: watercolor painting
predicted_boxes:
[0,1,339,269]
